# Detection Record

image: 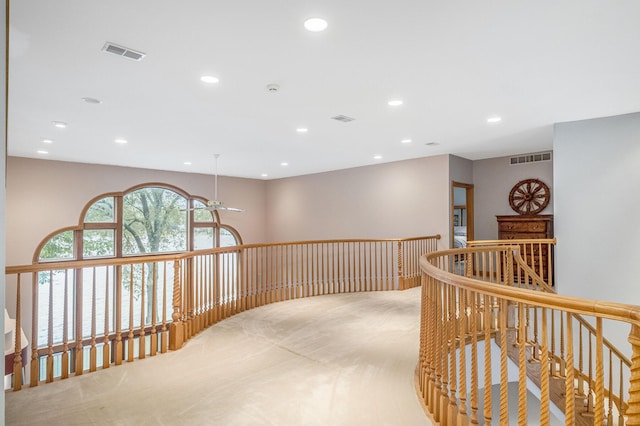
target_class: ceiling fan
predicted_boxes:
[184,154,244,213]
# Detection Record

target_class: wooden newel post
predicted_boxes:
[169,260,184,350]
[627,324,640,425]
[397,241,404,290]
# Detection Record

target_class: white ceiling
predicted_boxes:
[8,1,640,179]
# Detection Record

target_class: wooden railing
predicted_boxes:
[417,245,640,425]
[467,238,556,287]
[469,238,633,423]
[4,235,440,391]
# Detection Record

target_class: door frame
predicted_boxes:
[451,181,474,247]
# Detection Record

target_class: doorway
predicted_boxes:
[451,181,474,248]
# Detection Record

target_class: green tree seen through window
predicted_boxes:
[84,197,115,223]
[122,188,187,321]
[40,230,74,260]
[35,184,241,348]
[123,188,187,255]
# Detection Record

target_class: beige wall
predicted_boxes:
[265,155,450,244]
[473,154,553,240]
[6,157,267,265]
[6,157,268,345]
[5,154,451,364]
[7,155,453,266]
[6,153,560,264]
[449,155,473,185]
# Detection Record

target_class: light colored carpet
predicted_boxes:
[5,288,433,426]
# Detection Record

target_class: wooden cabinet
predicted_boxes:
[497,214,553,240]
[497,214,554,283]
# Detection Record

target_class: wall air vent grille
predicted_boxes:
[331,115,355,123]
[102,42,146,61]
[509,151,552,165]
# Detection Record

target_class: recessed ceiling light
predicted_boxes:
[200,75,219,84]
[37,150,48,154]
[114,138,128,144]
[52,121,67,128]
[261,173,268,178]
[280,162,289,166]
[487,116,502,123]
[184,161,192,165]
[296,127,308,133]
[388,100,403,107]
[42,139,53,144]
[81,97,102,104]
[401,139,412,144]
[373,155,383,160]
[304,18,328,32]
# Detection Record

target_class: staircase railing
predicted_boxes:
[467,238,556,287]
[469,239,632,422]
[4,235,440,391]
[418,245,640,425]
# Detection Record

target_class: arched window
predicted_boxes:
[36,183,241,262]
[33,184,242,378]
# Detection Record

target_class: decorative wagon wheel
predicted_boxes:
[509,178,550,215]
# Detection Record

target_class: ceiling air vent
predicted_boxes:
[331,115,355,123]
[102,42,146,61]
[509,151,552,165]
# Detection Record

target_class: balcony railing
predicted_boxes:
[4,235,440,391]
[417,244,640,425]
[467,238,556,288]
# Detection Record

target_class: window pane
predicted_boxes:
[220,227,238,247]
[40,230,74,261]
[193,200,214,222]
[37,269,75,346]
[80,266,116,340]
[122,188,187,255]
[194,228,214,250]
[120,262,175,332]
[83,229,115,258]
[84,197,115,223]
[120,264,143,332]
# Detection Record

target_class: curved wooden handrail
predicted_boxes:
[468,237,557,246]
[508,246,632,367]
[4,235,441,392]
[422,248,640,325]
[468,240,632,370]
[418,245,640,425]
[468,238,557,287]
[6,235,441,274]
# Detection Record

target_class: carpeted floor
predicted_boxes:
[5,288,433,426]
